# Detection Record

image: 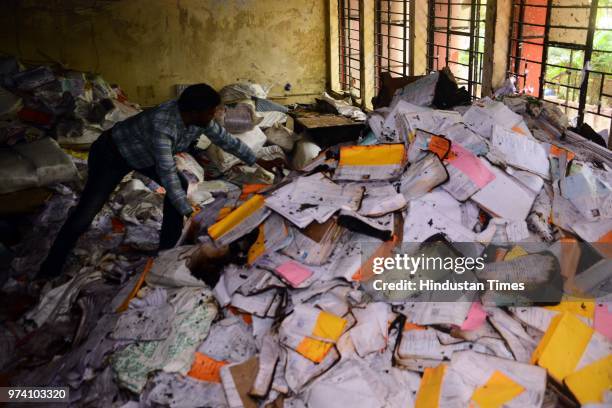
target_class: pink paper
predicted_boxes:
[460,302,487,330]
[447,143,496,188]
[594,303,612,340]
[276,261,313,287]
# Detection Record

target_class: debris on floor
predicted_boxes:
[1,61,611,407]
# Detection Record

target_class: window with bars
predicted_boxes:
[338,0,362,99]
[375,0,412,93]
[427,0,487,99]
[508,0,611,136]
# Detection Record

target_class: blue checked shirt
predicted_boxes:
[111,100,256,216]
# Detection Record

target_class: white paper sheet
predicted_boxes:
[265,173,363,229]
[471,160,536,221]
[489,125,550,179]
[357,182,407,216]
[462,97,525,139]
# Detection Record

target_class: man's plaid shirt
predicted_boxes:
[112,100,256,216]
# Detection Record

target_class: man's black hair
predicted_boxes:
[177,83,221,112]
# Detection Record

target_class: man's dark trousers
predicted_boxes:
[38,130,188,279]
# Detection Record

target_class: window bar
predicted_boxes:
[428,0,486,98]
[513,1,526,77]
[597,72,604,115]
[577,0,599,126]
[510,0,611,134]
[375,0,382,90]
[339,0,346,91]
[375,0,411,91]
[427,0,435,72]
[468,0,475,97]
[387,0,392,76]
[339,0,362,97]
[468,0,479,98]
[538,0,552,99]
[446,0,451,71]
[403,0,407,76]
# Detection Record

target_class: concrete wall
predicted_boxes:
[413,0,430,76]
[485,0,512,96]
[0,0,328,106]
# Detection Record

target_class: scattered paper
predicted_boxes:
[489,125,550,179]
[471,160,536,221]
[594,302,612,340]
[276,261,313,288]
[461,302,487,331]
[443,143,495,201]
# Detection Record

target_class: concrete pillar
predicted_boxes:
[329,0,341,93]
[360,0,375,109]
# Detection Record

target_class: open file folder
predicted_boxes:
[415,351,546,408]
[246,213,292,265]
[280,305,347,363]
[208,194,271,246]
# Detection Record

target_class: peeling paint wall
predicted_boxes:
[0,0,328,106]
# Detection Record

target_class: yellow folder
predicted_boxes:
[531,312,593,383]
[208,194,265,240]
[415,364,447,408]
[545,296,595,320]
[338,144,405,166]
[564,355,612,404]
[470,370,525,408]
[312,310,347,342]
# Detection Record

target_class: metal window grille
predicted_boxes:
[339,0,362,98]
[508,0,611,136]
[375,0,413,93]
[427,0,488,99]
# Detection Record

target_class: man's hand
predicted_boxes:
[256,158,287,172]
[181,206,201,243]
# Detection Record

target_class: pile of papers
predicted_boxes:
[0,57,141,149]
[0,57,143,198]
[1,65,611,408]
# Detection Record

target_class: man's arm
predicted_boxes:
[152,134,193,216]
[204,120,257,166]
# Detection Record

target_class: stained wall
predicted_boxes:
[0,0,328,106]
